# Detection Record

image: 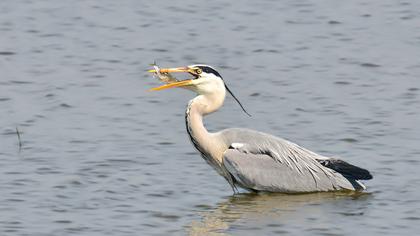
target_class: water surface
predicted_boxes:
[1,0,419,235]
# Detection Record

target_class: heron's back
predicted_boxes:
[217,128,368,192]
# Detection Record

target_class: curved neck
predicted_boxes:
[185,94,225,165]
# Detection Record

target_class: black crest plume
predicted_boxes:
[196,65,251,117]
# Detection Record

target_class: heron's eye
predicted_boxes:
[195,68,202,74]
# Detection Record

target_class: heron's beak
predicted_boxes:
[148,66,189,74]
[149,79,194,91]
[148,67,194,91]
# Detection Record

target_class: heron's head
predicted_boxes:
[148,64,223,93]
[148,64,250,116]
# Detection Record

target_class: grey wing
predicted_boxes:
[223,134,370,192]
[223,149,361,192]
[219,128,367,192]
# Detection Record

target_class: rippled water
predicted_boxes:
[1,0,420,235]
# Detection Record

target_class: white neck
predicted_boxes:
[185,92,226,167]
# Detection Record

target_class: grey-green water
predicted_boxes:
[1,0,419,235]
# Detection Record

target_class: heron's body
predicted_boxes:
[150,64,372,193]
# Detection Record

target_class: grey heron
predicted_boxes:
[148,64,372,193]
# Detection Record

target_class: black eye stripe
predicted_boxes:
[196,66,222,78]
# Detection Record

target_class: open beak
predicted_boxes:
[148,67,194,91]
[148,66,189,74]
[149,79,193,91]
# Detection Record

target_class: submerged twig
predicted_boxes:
[16,126,22,151]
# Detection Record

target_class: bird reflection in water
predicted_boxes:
[188,191,371,235]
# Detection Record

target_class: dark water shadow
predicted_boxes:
[187,191,371,235]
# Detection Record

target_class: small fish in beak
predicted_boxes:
[148,64,194,91]
[150,63,179,84]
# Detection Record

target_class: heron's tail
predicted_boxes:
[317,158,373,180]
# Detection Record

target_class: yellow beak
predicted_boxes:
[149,79,194,91]
[148,66,190,74]
[148,67,194,91]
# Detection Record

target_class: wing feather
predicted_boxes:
[223,149,357,192]
[219,128,368,192]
